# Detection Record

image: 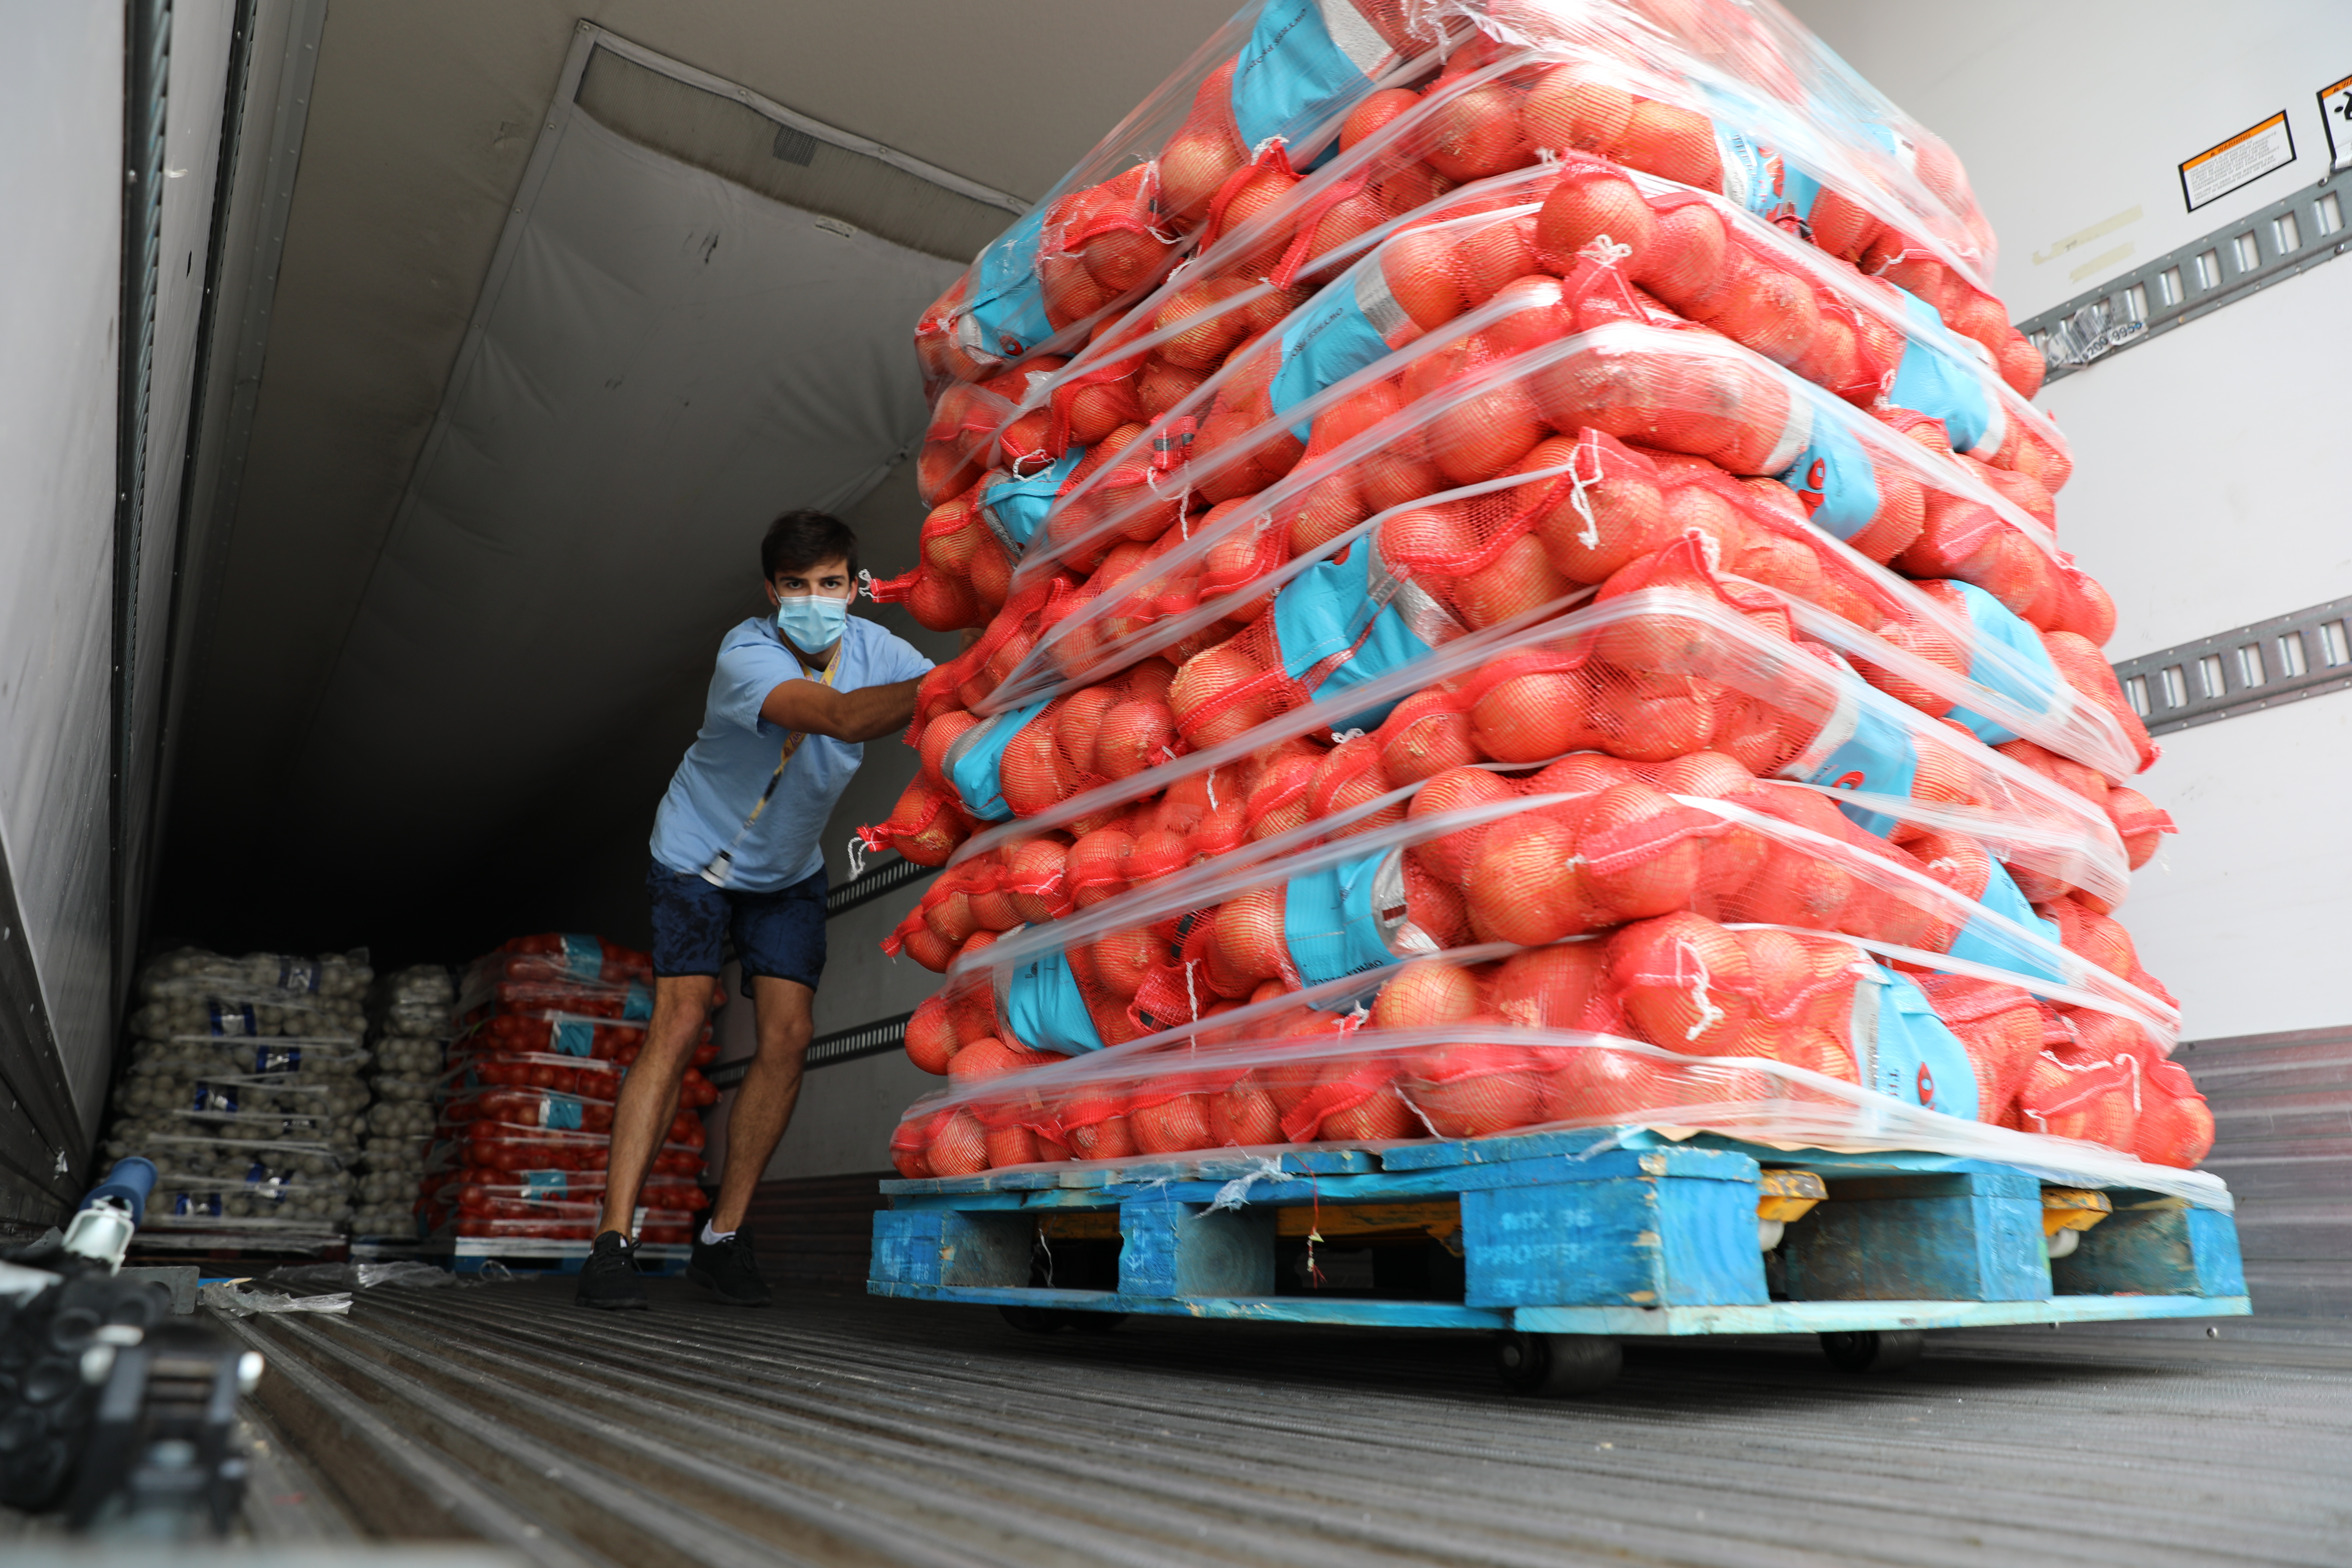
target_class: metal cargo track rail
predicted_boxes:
[212,1278,2351,1567]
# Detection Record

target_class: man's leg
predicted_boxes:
[597,975,718,1237]
[687,867,824,1305]
[708,976,814,1235]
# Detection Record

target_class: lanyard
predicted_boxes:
[698,648,841,888]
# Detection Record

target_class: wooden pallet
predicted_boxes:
[869,1127,2247,1387]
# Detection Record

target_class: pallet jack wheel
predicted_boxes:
[1001,1306,1127,1335]
[1494,1332,1622,1396]
[1818,1329,1926,1373]
[999,1306,1074,1334]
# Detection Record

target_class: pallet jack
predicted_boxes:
[0,1157,258,1535]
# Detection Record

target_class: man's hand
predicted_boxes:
[758,676,919,743]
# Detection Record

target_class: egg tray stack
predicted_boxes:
[103,947,374,1250]
[351,963,459,1239]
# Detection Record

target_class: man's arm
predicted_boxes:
[757,677,919,743]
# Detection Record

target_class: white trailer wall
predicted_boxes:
[0,8,125,1186]
[1790,0,2352,1327]
[122,0,240,983]
[1790,0,2352,1043]
[0,3,252,1217]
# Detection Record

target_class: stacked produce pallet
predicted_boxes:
[105,947,373,1253]
[351,963,457,1239]
[856,0,2240,1362]
[417,934,715,1270]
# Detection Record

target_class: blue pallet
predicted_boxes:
[869,1126,2249,1336]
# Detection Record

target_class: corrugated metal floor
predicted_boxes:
[213,1278,2352,1568]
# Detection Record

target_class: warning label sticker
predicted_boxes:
[2180,111,2296,211]
[2320,72,2352,173]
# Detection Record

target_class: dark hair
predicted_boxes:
[760,509,859,581]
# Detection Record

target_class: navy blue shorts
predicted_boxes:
[647,859,827,997]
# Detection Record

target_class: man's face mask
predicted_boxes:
[775,590,850,653]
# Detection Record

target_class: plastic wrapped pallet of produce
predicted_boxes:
[415,935,714,1245]
[854,0,2219,1254]
[354,962,461,1238]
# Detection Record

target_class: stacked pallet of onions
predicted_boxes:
[860,0,2201,1188]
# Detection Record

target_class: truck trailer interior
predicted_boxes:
[3,0,2347,1560]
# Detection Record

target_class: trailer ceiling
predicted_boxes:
[156,0,1234,964]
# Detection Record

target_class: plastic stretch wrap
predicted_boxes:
[141,1167,354,1230]
[435,1088,709,1143]
[1444,1,2002,284]
[105,1110,355,1234]
[919,106,2052,526]
[890,4,2055,645]
[127,948,371,1059]
[420,1169,707,1243]
[107,945,370,1238]
[119,1036,369,1082]
[424,1170,708,1215]
[369,1036,446,1104]
[901,587,2134,903]
[435,1121,705,1179]
[420,1169,706,1244]
[899,259,2136,774]
[468,933,655,986]
[915,765,2175,1055]
[1001,304,2088,647]
[453,1009,716,1065]
[357,962,459,1236]
[915,0,1455,393]
[912,1,2011,407]
[863,1,2208,1197]
[458,975,656,1027]
[888,1002,2223,1205]
[113,1065,370,1122]
[441,1051,720,1109]
[134,946,373,1003]
[409,934,719,1234]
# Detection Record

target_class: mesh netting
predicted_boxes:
[887,1007,2216,1194]
[890,8,2052,633]
[419,1169,710,1242]
[857,1,2212,1197]
[442,1050,720,1110]
[895,294,2130,774]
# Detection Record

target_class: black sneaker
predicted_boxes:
[687,1228,773,1306]
[576,1230,648,1311]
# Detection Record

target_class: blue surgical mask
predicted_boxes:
[775,592,851,653]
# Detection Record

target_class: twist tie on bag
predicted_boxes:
[1569,432,1606,549]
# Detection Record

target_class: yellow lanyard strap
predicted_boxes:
[739,650,841,835]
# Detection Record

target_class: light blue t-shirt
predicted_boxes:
[649,614,932,892]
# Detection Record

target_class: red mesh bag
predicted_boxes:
[449,1052,718,1109]
[476,934,652,983]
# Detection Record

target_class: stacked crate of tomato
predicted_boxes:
[420,934,718,1244]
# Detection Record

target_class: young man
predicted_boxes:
[579,509,930,1310]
